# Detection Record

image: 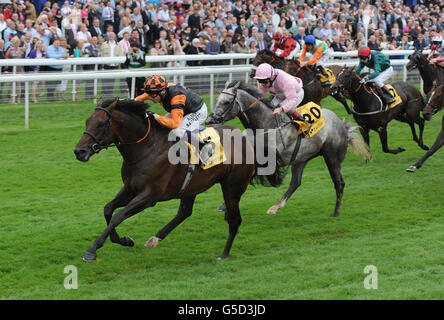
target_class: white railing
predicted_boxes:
[0,50,425,129]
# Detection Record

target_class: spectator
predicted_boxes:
[56,37,71,101]
[248,39,258,54]
[101,31,123,97]
[3,21,17,51]
[204,33,220,65]
[6,37,25,103]
[82,36,101,100]
[89,18,103,38]
[119,32,131,55]
[233,36,249,64]
[27,40,46,103]
[413,33,429,51]
[45,38,67,101]
[367,34,380,50]
[166,32,184,67]
[76,23,91,42]
[150,39,167,68]
[123,41,146,97]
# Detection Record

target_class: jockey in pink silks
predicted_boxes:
[253,63,308,124]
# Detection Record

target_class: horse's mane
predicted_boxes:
[226,80,275,109]
[101,99,149,120]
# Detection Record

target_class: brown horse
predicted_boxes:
[250,50,351,114]
[406,50,444,95]
[331,67,428,154]
[74,99,256,261]
[406,84,444,172]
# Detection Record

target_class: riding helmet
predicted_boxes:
[358,46,371,57]
[254,63,275,80]
[304,35,315,45]
[272,32,283,41]
[144,75,167,93]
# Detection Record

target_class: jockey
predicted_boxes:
[427,34,444,66]
[271,31,300,60]
[355,46,396,105]
[135,75,213,163]
[253,63,309,126]
[299,35,331,85]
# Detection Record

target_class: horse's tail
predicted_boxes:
[251,163,287,188]
[344,120,372,163]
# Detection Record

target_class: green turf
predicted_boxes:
[0,94,442,300]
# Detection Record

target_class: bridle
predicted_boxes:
[425,87,442,115]
[83,105,152,154]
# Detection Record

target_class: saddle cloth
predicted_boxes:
[385,84,403,109]
[318,67,336,85]
[186,127,226,169]
[292,102,326,138]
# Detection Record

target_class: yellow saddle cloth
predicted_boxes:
[186,127,226,169]
[385,84,403,109]
[293,102,326,138]
[318,67,336,85]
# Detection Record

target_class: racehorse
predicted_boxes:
[406,84,444,172]
[331,67,429,154]
[74,98,256,261]
[206,81,371,217]
[406,50,444,94]
[250,49,352,114]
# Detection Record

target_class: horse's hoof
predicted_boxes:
[121,236,135,247]
[218,203,227,212]
[398,147,406,152]
[144,236,160,248]
[406,165,417,172]
[218,253,229,260]
[81,251,97,262]
[266,206,278,214]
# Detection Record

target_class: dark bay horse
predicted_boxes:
[74,99,255,261]
[331,67,428,154]
[407,84,444,172]
[250,50,352,114]
[207,81,371,217]
[406,50,444,94]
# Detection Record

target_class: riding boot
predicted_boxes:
[317,65,331,86]
[379,85,396,105]
[185,131,215,165]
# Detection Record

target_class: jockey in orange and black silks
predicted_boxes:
[136,75,207,139]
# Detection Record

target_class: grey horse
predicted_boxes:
[206,81,372,217]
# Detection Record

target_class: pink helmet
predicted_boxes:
[254,63,275,80]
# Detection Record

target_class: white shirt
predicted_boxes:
[76,30,91,42]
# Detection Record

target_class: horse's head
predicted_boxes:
[423,83,444,121]
[331,66,355,96]
[207,81,242,124]
[250,50,276,78]
[74,99,120,161]
[406,50,423,71]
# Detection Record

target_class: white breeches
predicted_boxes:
[169,103,208,138]
[272,89,305,113]
[369,66,393,87]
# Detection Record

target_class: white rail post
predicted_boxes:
[12,66,16,103]
[229,59,233,82]
[131,77,135,99]
[210,73,214,110]
[25,82,29,129]
[403,65,407,82]
[72,65,77,101]
[94,64,98,103]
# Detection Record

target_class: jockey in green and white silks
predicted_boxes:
[355,46,396,105]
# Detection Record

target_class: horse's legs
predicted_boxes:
[397,112,429,150]
[145,196,196,248]
[407,116,444,172]
[322,152,346,217]
[266,161,307,214]
[332,93,351,114]
[359,126,370,147]
[219,171,250,259]
[82,194,154,261]
[378,124,406,154]
[104,186,136,246]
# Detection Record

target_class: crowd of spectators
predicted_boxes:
[1,0,444,102]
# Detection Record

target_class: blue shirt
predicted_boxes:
[46,45,65,69]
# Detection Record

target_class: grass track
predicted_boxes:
[0,94,443,299]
